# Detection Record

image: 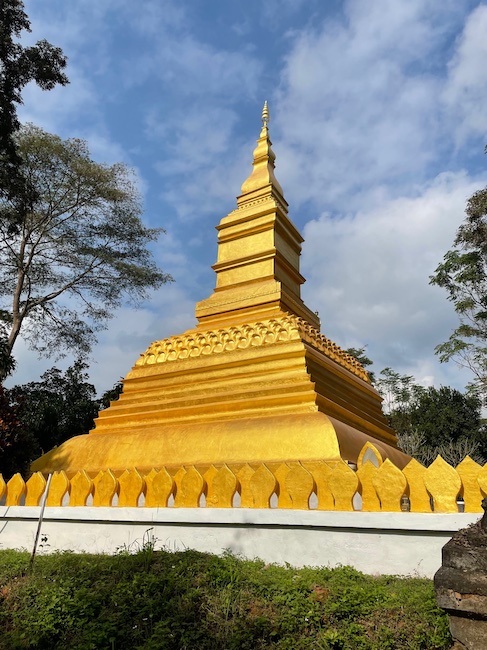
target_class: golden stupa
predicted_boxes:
[32,103,409,476]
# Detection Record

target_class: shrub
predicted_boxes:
[0,549,451,649]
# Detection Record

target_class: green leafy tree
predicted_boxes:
[0,320,15,379]
[0,1,68,379]
[410,385,483,449]
[2,362,128,476]
[431,157,487,399]
[99,380,123,410]
[0,125,172,379]
[7,360,99,456]
[374,367,426,438]
[0,0,68,224]
[375,368,485,464]
[0,384,36,478]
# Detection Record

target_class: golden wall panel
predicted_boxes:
[237,464,255,508]
[373,459,407,512]
[46,471,69,507]
[25,472,46,506]
[403,459,430,513]
[206,465,238,508]
[6,442,487,513]
[145,468,174,508]
[250,464,276,508]
[306,461,335,511]
[70,470,93,507]
[328,460,359,511]
[357,463,381,512]
[174,467,205,508]
[6,473,25,506]
[275,463,293,509]
[424,457,461,513]
[93,469,118,507]
[456,456,484,513]
[284,464,314,510]
[118,469,145,507]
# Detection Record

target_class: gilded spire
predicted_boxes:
[240,101,284,198]
[196,102,320,331]
[262,100,269,128]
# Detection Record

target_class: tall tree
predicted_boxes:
[374,368,485,464]
[430,154,487,399]
[0,0,68,225]
[0,383,36,478]
[2,360,116,477]
[374,367,424,415]
[8,360,99,455]
[99,380,123,410]
[1,1,68,378]
[410,385,483,450]
[0,125,172,378]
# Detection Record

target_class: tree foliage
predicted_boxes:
[8,360,99,456]
[0,125,172,378]
[0,383,35,478]
[374,367,424,414]
[431,158,487,399]
[344,346,375,382]
[410,385,482,448]
[0,0,68,224]
[375,368,485,465]
[99,380,123,410]
[1,360,116,477]
[1,1,68,377]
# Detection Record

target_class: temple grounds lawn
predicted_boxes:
[0,546,452,649]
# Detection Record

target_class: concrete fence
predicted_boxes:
[1,441,485,577]
[0,505,479,578]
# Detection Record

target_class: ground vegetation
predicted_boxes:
[0,547,452,649]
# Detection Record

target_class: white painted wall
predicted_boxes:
[0,506,480,578]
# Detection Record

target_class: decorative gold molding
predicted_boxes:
[296,318,371,383]
[135,315,370,383]
[236,194,288,214]
[11,448,483,512]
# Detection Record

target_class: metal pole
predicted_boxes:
[29,473,52,573]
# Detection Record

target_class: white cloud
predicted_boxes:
[443,4,487,144]
[87,284,197,393]
[19,66,99,137]
[253,0,487,393]
[4,283,197,395]
[150,106,240,175]
[273,0,478,212]
[302,170,486,387]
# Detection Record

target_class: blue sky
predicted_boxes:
[8,0,487,395]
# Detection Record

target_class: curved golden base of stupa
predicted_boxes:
[31,411,409,477]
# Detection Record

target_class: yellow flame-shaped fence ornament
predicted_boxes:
[2,444,486,513]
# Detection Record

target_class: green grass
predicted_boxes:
[0,546,451,649]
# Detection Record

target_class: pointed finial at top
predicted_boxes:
[240,100,284,199]
[262,100,270,127]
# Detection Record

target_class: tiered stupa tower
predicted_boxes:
[32,103,408,475]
